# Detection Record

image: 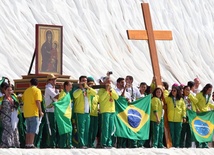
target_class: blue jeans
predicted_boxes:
[26,116,39,134]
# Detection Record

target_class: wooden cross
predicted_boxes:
[127,3,173,148]
[127,3,172,87]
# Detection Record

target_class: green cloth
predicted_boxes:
[34,99,46,148]
[71,115,78,147]
[88,116,98,148]
[137,139,145,147]
[158,118,164,148]
[101,113,115,147]
[151,118,164,148]
[45,112,57,148]
[114,95,151,140]
[180,121,192,148]
[169,122,182,147]
[59,133,72,148]
[76,113,90,147]
[96,113,102,148]
[187,110,214,143]
[53,93,72,135]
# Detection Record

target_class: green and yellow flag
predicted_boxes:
[187,110,214,143]
[53,91,72,135]
[114,95,151,140]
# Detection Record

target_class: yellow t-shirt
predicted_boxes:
[22,86,42,118]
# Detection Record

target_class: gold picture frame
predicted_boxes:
[35,24,63,75]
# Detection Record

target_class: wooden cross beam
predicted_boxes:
[127,3,173,148]
[127,3,172,87]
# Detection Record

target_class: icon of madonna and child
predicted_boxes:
[41,30,59,73]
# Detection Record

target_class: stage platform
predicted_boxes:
[1,148,214,155]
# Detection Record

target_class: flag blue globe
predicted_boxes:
[194,120,210,136]
[127,109,142,128]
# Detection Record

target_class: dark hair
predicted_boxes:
[1,82,8,89]
[201,83,213,95]
[79,76,87,82]
[182,85,190,98]
[63,81,71,89]
[183,85,189,90]
[169,86,182,100]
[162,82,169,90]
[152,87,163,99]
[126,75,133,81]
[11,84,14,90]
[145,86,151,95]
[140,82,147,87]
[116,77,124,83]
[30,78,38,86]
[187,81,195,89]
[4,83,10,90]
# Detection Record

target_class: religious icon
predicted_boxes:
[35,24,63,75]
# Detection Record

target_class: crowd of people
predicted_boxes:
[0,74,213,149]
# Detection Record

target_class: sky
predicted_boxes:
[0,0,214,87]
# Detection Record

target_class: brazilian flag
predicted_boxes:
[53,91,72,135]
[114,95,151,140]
[187,110,214,143]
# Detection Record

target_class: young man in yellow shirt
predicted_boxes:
[22,78,43,148]
[73,76,97,148]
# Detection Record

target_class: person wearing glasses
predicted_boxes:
[165,86,186,148]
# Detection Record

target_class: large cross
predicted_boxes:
[127,3,173,148]
[127,3,172,87]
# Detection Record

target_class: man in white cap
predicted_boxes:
[44,74,59,148]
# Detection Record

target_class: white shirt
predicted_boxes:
[83,88,90,113]
[125,86,141,102]
[115,87,132,99]
[44,83,59,112]
[139,93,146,98]
[194,85,202,94]
[184,96,192,110]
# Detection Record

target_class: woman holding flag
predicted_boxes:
[180,85,198,148]
[195,83,214,148]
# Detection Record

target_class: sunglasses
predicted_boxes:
[172,89,177,92]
